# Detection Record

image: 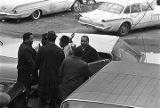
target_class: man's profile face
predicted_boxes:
[81,36,89,47]
[29,35,33,45]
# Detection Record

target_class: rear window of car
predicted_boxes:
[61,100,134,108]
[98,2,124,14]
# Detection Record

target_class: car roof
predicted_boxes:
[64,61,160,108]
[56,33,119,53]
[97,0,154,6]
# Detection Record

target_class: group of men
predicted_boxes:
[16,31,99,108]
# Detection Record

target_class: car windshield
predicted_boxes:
[97,2,124,14]
[112,39,142,62]
[61,100,132,108]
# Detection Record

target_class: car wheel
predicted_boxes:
[86,0,96,5]
[118,23,130,36]
[30,10,41,20]
[71,0,81,12]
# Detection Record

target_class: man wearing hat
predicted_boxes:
[35,31,65,108]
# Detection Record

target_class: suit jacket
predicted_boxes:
[78,45,99,63]
[17,42,36,73]
[36,42,65,99]
[59,56,92,101]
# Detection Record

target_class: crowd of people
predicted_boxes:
[16,31,99,108]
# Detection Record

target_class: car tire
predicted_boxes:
[71,0,81,12]
[118,23,130,36]
[86,0,96,5]
[30,10,41,20]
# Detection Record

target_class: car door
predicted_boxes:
[49,0,67,13]
[129,3,150,28]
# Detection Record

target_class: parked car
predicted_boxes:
[78,0,160,36]
[60,61,160,108]
[0,0,96,20]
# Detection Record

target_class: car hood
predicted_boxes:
[143,52,160,64]
[80,9,121,22]
[0,0,45,12]
[0,36,40,58]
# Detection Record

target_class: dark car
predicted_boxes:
[61,61,160,108]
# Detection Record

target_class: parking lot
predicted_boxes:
[0,2,160,108]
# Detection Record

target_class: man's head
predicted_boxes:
[41,33,48,46]
[81,35,89,48]
[73,47,83,57]
[23,32,33,45]
[59,35,70,48]
[48,31,57,42]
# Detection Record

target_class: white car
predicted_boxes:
[78,0,160,36]
[0,0,95,20]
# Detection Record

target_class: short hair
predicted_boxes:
[23,32,32,41]
[73,47,83,57]
[60,35,70,45]
[48,31,57,41]
[81,35,89,41]
[41,33,48,45]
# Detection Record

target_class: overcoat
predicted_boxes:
[77,45,99,63]
[36,43,65,100]
[17,42,36,85]
[59,56,92,101]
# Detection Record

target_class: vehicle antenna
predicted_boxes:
[142,36,147,62]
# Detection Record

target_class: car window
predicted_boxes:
[131,3,141,13]
[141,2,152,11]
[98,2,124,14]
[124,6,130,14]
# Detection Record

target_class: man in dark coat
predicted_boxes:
[35,31,65,108]
[17,32,36,94]
[59,47,92,102]
[77,35,99,63]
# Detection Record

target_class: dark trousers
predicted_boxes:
[17,71,32,94]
